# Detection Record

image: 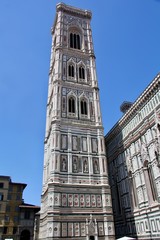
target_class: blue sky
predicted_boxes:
[0,0,160,205]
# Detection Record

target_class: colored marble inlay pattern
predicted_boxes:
[59,193,102,207]
[68,223,74,237]
[74,194,79,207]
[91,194,96,207]
[81,223,86,236]
[68,194,73,207]
[74,222,80,236]
[62,223,67,237]
[85,194,91,207]
[80,194,85,207]
[62,194,67,206]
[98,222,104,236]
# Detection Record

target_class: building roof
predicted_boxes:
[0,175,11,180]
[0,175,27,188]
[19,203,40,211]
[10,181,27,188]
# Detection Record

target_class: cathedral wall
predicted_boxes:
[105,74,160,239]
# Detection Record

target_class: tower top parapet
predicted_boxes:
[56,2,92,19]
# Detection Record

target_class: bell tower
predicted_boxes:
[39,3,115,240]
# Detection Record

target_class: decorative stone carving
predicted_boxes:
[61,134,67,149]
[59,193,104,208]
[86,214,98,239]
[68,194,73,207]
[96,195,102,207]
[140,141,149,164]
[54,193,60,206]
[74,194,79,207]
[126,153,133,173]
[91,138,98,153]
[83,157,89,173]
[74,222,80,236]
[53,223,60,237]
[62,194,67,206]
[68,223,74,237]
[93,158,99,174]
[85,194,91,207]
[82,137,87,152]
[105,195,111,206]
[60,155,68,172]
[72,136,78,151]
[72,156,78,173]
[80,223,86,236]
[98,222,104,236]
[80,194,85,207]
[62,223,67,237]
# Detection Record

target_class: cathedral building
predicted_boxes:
[105,73,160,239]
[39,3,115,240]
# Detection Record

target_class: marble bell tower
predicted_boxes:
[39,3,115,240]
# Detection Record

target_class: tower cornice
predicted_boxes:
[56,3,92,20]
[53,46,95,59]
[51,3,92,35]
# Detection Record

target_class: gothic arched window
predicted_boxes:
[81,99,87,115]
[70,33,81,50]
[79,66,85,79]
[68,65,74,78]
[69,97,75,113]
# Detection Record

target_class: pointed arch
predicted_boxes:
[68,96,75,113]
[81,99,87,115]
[79,93,90,119]
[67,91,77,118]
[67,58,76,81]
[68,65,74,77]
[77,61,86,83]
[79,66,85,79]
[68,26,82,50]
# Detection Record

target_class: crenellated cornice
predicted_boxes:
[56,3,92,20]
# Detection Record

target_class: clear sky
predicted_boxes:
[0,0,160,206]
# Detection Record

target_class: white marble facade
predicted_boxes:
[39,3,114,240]
[105,74,160,239]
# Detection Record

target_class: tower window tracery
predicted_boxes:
[68,97,75,113]
[70,33,81,50]
[79,66,85,80]
[81,99,87,115]
[68,65,74,78]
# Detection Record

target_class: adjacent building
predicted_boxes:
[39,3,115,240]
[105,74,160,239]
[0,176,40,240]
